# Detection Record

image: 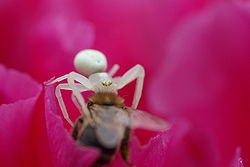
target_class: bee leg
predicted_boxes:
[72,117,84,140]
[120,128,135,167]
[91,153,114,167]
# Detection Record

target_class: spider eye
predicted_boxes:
[74,49,107,76]
[102,81,112,87]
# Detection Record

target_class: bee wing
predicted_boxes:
[125,107,169,131]
[89,105,169,148]
[95,124,125,149]
[89,105,127,148]
[96,105,169,131]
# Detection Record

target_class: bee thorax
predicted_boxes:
[88,93,124,106]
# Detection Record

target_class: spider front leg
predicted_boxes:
[67,72,92,118]
[46,74,69,85]
[71,94,81,111]
[55,83,87,126]
[116,64,145,109]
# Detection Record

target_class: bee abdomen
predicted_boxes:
[72,123,116,166]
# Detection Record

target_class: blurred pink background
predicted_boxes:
[0,0,250,167]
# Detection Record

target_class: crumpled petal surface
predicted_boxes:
[0,64,42,166]
[150,1,250,166]
[44,85,99,167]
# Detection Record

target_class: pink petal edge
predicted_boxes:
[0,64,42,167]
[109,120,218,167]
[230,148,244,167]
[44,85,99,167]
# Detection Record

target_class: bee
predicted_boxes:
[46,49,168,166]
[72,92,168,167]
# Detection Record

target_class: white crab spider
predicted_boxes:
[47,49,145,126]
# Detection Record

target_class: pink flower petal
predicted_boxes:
[0,0,94,83]
[163,121,218,167]
[99,131,168,167]
[130,132,168,167]
[150,1,250,166]
[79,0,220,114]
[230,148,244,167]
[109,121,245,167]
[44,85,99,167]
[137,121,216,167]
[0,65,41,104]
[28,1,94,82]
[26,0,95,83]
[0,64,42,166]
[105,120,217,167]
[80,0,217,71]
